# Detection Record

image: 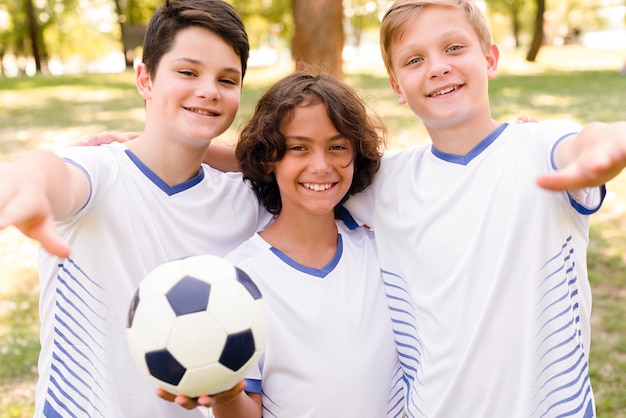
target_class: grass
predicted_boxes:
[1,45,625,417]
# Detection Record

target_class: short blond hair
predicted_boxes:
[380,0,493,79]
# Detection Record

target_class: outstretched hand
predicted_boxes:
[156,380,246,410]
[537,122,626,191]
[0,175,71,258]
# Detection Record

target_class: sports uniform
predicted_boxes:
[345,121,605,418]
[226,220,405,418]
[35,142,269,418]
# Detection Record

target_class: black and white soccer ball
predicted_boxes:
[126,254,268,397]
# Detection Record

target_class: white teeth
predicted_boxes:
[188,108,217,116]
[303,183,332,191]
[432,86,458,96]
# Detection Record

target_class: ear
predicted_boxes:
[136,63,153,100]
[486,43,499,80]
[389,76,407,105]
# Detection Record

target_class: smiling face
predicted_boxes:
[388,4,498,133]
[137,26,242,149]
[271,101,355,219]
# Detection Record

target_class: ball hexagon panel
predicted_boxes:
[177,361,242,397]
[127,295,177,352]
[183,254,237,284]
[139,260,187,297]
[208,280,256,333]
[167,311,227,369]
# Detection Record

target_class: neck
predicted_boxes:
[260,212,339,269]
[126,134,208,186]
[426,114,500,156]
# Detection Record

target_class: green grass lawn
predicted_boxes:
[1,45,625,417]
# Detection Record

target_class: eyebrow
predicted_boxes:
[285,134,347,142]
[172,57,241,77]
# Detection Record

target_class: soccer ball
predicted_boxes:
[126,254,268,397]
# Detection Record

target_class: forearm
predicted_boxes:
[204,142,241,173]
[211,391,262,418]
[12,150,81,219]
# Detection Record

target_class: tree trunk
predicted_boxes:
[113,0,134,69]
[510,1,521,48]
[292,0,344,78]
[24,0,42,74]
[526,0,545,62]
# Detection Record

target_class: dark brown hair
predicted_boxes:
[236,71,387,215]
[141,0,249,79]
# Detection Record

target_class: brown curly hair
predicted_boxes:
[236,71,387,215]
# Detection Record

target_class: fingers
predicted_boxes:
[77,132,117,146]
[154,381,247,410]
[536,172,580,191]
[536,157,613,191]
[155,389,199,410]
[29,219,72,258]
[196,381,247,407]
[0,193,71,258]
[515,115,538,124]
[77,131,140,146]
[174,394,201,410]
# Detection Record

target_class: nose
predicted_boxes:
[197,81,220,101]
[308,149,331,174]
[427,58,451,79]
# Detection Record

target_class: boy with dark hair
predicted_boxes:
[0,1,269,416]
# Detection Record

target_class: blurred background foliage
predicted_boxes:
[0,0,624,78]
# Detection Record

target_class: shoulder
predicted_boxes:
[336,221,376,248]
[382,145,429,165]
[201,165,253,191]
[506,119,581,141]
[55,143,127,168]
[225,234,270,266]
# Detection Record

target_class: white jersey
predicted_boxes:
[226,221,405,418]
[35,142,270,418]
[345,121,604,418]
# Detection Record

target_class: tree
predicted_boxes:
[24,0,43,73]
[114,0,160,68]
[526,0,545,62]
[484,0,535,49]
[291,0,344,78]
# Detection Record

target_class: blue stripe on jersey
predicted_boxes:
[269,234,343,278]
[125,149,204,195]
[382,269,427,418]
[44,258,112,418]
[261,389,281,417]
[532,236,595,418]
[387,361,407,418]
